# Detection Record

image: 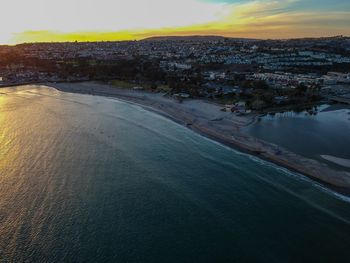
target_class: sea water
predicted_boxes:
[0,85,350,262]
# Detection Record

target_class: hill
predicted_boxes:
[141,35,227,42]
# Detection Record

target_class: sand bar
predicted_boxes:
[321,155,350,168]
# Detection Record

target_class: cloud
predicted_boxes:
[4,0,350,43]
[195,0,350,38]
[1,0,226,31]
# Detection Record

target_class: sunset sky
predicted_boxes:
[1,0,349,44]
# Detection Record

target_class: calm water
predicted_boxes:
[245,105,350,170]
[0,85,350,263]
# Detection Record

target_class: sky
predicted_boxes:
[0,0,349,44]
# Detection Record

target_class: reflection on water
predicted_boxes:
[246,105,350,169]
[1,85,350,263]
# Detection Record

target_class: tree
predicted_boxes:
[253,80,269,90]
[295,83,307,96]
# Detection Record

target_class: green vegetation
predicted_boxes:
[155,84,171,93]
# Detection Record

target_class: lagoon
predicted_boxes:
[245,105,350,170]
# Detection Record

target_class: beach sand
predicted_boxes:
[321,155,350,168]
[49,82,350,195]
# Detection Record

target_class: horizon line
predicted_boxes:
[2,34,349,46]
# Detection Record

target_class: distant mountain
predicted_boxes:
[142,35,227,42]
[141,35,259,43]
[142,35,350,43]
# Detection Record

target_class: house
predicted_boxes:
[203,83,242,97]
[224,101,246,113]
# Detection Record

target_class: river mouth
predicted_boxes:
[1,85,350,262]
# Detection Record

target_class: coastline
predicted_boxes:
[5,81,350,196]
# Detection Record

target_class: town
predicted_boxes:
[1,35,350,113]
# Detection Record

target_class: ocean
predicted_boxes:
[0,85,350,262]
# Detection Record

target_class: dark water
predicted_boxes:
[1,86,350,263]
[245,105,350,169]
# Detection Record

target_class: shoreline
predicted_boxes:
[4,81,350,196]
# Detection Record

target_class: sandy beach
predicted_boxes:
[321,155,350,168]
[47,82,350,194]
